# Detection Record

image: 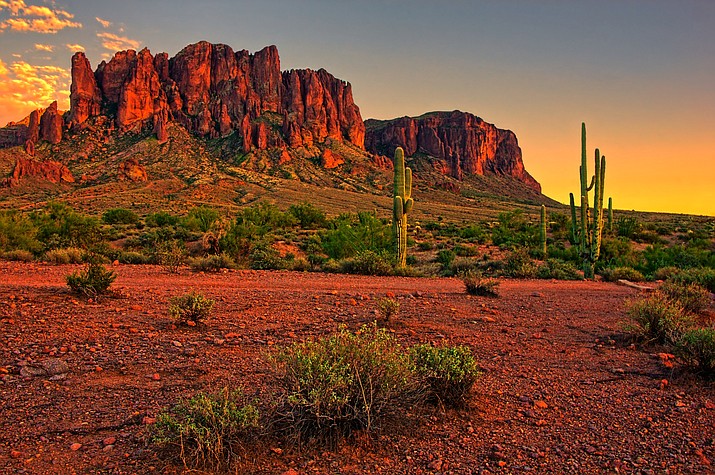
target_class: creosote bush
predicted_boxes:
[45,247,84,264]
[169,292,215,324]
[660,281,711,314]
[410,343,480,407]
[626,293,691,344]
[675,328,715,377]
[189,254,237,273]
[152,388,259,471]
[600,266,645,282]
[462,271,500,297]
[66,262,116,296]
[272,325,422,443]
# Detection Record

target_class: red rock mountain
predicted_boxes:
[365,111,541,192]
[68,41,365,152]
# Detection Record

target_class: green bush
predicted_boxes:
[189,254,237,272]
[320,212,391,260]
[410,343,480,407]
[102,208,139,225]
[436,249,456,269]
[626,293,691,344]
[66,262,116,296]
[152,388,259,471]
[659,281,711,314]
[491,209,539,249]
[31,202,102,251]
[272,325,422,443]
[45,247,84,264]
[169,292,215,324]
[339,250,393,276]
[0,210,42,253]
[2,249,34,262]
[145,211,179,227]
[502,247,538,278]
[183,206,221,233]
[117,251,150,264]
[288,202,327,229]
[600,266,645,282]
[675,328,715,377]
[537,259,582,280]
[667,268,715,293]
[156,240,187,273]
[462,271,499,297]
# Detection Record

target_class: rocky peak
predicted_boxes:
[365,111,540,192]
[64,41,364,150]
[39,101,63,144]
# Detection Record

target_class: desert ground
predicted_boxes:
[1,262,713,474]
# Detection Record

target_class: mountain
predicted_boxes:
[365,111,540,193]
[0,41,551,215]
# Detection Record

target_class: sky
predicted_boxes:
[1,0,714,216]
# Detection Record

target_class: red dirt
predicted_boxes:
[1,262,713,474]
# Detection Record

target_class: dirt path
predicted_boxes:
[1,262,713,474]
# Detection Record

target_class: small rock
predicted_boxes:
[103,436,116,446]
[171,340,182,348]
[70,443,82,451]
[271,447,283,455]
[282,469,299,475]
[103,444,114,452]
[142,416,156,425]
[534,400,548,409]
[10,449,22,458]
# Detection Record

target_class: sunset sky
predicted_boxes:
[1,0,713,216]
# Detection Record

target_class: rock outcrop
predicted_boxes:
[39,101,63,144]
[117,158,148,182]
[2,157,74,187]
[365,111,540,192]
[68,41,365,152]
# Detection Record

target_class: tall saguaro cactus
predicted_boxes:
[540,204,547,257]
[569,123,606,278]
[393,147,413,269]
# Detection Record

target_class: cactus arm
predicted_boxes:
[540,204,547,257]
[608,197,613,233]
[405,167,412,201]
[569,192,578,244]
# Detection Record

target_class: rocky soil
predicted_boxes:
[1,262,713,474]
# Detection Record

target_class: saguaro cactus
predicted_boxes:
[569,123,606,278]
[393,147,413,269]
[607,197,613,233]
[540,204,547,257]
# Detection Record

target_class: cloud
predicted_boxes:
[95,16,111,28]
[65,43,85,52]
[34,43,53,52]
[0,58,70,125]
[97,32,140,52]
[0,0,81,34]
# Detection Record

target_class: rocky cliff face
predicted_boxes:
[2,157,74,187]
[365,111,540,192]
[68,41,365,151]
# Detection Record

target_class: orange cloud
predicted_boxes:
[95,16,111,28]
[65,43,85,52]
[97,32,140,52]
[34,43,53,52]
[0,0,81,34]
[0,58,70,125]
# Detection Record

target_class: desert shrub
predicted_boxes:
[462,271,500,297]
[117,251,150,264]
[599,237,641,270]
[410,343,480,407]
[537,259,582,280]
[102,208,139,225]
[449,257,487,277]
[659,281,711,314]
[272,325,421,443]
[66,262,116,296]
[436,249,456,269]
[45,247,84,264]
[145,211,179,227]
[249,241,283,270]
[288,202,327,229]
[417,241,434,251]
[189,254,236,272]
[502,247,538,278]
[156,240,187,273]
[377,297,400,322]
[600,266,645,282]
[640,244,714,277]
[615,216,640,239]
[169,291,215,324]
[0,210,42,253]
[458,224,487,243]
[31,202,102,250]
[626,293,691,344]
[183,206,221,233]
[289,257,311,272]
[667,268,715,293]
[454,244,479,257]
[675,328,715,377]
[2,249,35,262]
[652,266,681,281]
[152,388,259,471]
[320,212,391,260]
[339,250,393,276]
[491,209,539,249]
